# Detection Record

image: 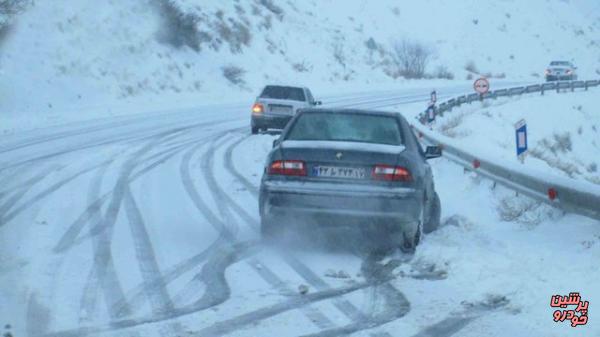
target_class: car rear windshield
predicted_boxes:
[550,61,571,66]
[260,86,306,101]
[285,112,403,145]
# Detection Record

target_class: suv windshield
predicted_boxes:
[286,112,403,145]
[260,86,306,101]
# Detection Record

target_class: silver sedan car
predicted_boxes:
[545,61,578,81]
[251,85,321,134]
[259,109,442,252]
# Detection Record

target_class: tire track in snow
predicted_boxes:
[110,134,230,317]
[176,131,334,330]
[189,275,396,337]
[53,129,212,254]
[0,163,62,199]
[0,164,62,220]
[78,129,189,327]
[298,256,412,337]
[40,241,260,337]
[0,160,112,227]
[122,186,186,336]
[408,296,510,337]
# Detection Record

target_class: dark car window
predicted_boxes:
[285,112,403,145]
[550,61,571,67]
[260,86,306,101]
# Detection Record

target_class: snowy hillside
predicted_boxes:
[1,0,600,132]
[432,90,600,185]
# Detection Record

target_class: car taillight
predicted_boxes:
[268,160,306,176]
[545,69,551,75]
[252,103,264,115]
[372,165,411,181]
[566,70,572,75]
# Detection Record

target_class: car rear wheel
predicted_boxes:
[423,192,441,234]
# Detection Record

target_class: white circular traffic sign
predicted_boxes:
[473,77,490,94]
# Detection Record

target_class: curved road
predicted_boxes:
[1,83,534,337]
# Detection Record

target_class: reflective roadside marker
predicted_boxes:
[473,159,481,169]
[548,188,558,201]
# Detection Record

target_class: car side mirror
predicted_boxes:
[313,100,322,106]
[425,146,442,159]
[272,139,280,148]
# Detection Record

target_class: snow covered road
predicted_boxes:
[1,83,599,337]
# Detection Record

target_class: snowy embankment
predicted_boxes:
[431,89,600,185]
[1,0,599,133]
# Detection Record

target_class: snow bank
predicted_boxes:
[432,89,600,185]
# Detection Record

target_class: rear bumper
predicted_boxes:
[260,180,422,227]
[251,114,292,129]
[546,75,573,81]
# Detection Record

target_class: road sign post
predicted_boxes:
[515,119,528,163]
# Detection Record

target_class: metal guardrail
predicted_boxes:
[414,79,600,221]
[427,79,600,118]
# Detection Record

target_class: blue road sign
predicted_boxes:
[515,119,527,157]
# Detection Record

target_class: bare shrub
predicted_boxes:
[292,60,312,72]
[0,0,31,44]
[216,19,251,53]
[0,0,30,16]
[587,162,598,173]
[530,134,580,178]
[464,60,479,73]
[258,0,283,20]
[434,65,454,80]
[365,37,377,51]
[391,39,432,79]
[222,65,246,85]
[260,14,272,30]
[333,41,345,68]
[497,196,545,227]
[438,112,472,138]
[155,0,206,51]
[466,73,474,80]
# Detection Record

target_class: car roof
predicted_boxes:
[263,84,307,90]
[297,108,402,119]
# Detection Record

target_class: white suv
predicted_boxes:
[250,85,321,134]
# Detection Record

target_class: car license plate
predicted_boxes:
[269,105,293,114]
[312,166,366,179]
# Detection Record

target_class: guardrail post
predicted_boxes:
[585,81,588,91]
[541,86,544,95]
[571,81,574,92]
